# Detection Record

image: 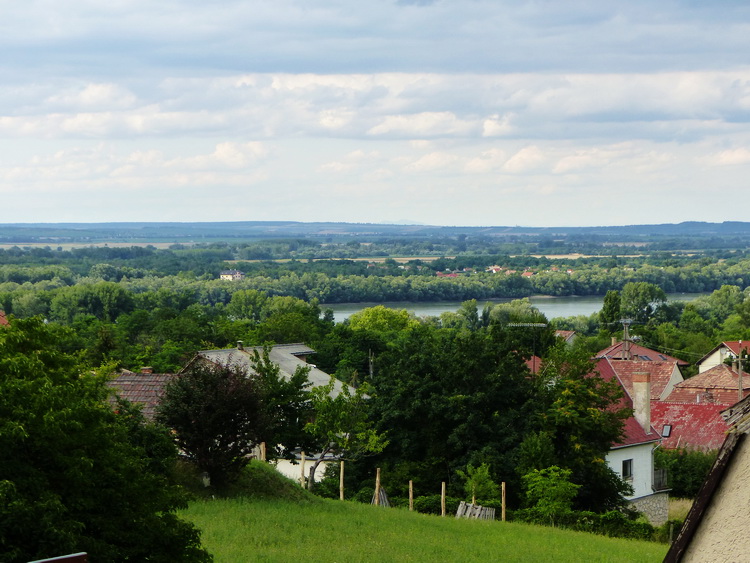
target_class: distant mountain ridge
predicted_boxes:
[0,220,748,243]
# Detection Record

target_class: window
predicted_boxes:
[662,424,672,437]
[622,459,633,480]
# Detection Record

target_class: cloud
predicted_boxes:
[503,146,546,173]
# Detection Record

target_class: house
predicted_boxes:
[695,340,750,373]
[664,395,750,561]
[105,368,175,421]
[606,359,684,402]
[664,363,750,406]
[0,310,8,327]
[219,269,245,281]
[596,339,689,368]
[650,402,728,451]
[554,330,576,346]
[597,358,669,524]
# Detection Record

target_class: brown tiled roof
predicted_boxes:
[0,310,8,327]
[555,330,576,342]
[596,358,660,448]
[608,360,680,401]
[651,402,728,451]
[666,364,750,405]
[596,341,689,366]
[106,372,176,420]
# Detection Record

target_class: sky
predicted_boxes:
[2,1,750,227]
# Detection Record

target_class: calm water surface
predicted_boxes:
[326,293,705,322]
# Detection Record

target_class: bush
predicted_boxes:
[513,508,655,541]
[413,494,461,516]
[655,448,716,498]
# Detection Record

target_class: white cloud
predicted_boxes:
[503,146,546,173]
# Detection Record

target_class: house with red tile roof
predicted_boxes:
[664,363,750,406]
[607,360,684,402]
[695,341,750,373]
[651,402,728,451]
[0,310,8,327]
[596,340,689,367]
[554,330,576,345]
[105,368,175,421]
[596,358,668,524]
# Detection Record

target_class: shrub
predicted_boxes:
[654,448,716,498]
[413,494,461,516]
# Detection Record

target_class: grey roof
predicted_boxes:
[194,344,352,398]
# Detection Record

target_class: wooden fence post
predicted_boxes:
[409,480,414,511]
[374,468,381,506]
[441,482,446,517]
[300,452,306,488]
[339,460,345,501]
[501,481,506,522]
[260,442,266,462]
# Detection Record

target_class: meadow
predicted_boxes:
[182,497,669,562]
[179,463,669,563]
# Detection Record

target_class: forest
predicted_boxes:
[3,228,748,558]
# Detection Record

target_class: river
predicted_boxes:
[325,293,706,322]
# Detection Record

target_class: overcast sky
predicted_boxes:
[2,0,750,227]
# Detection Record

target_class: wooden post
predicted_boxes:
[441,482,446,517]
[339,460,345,501]
[300,452,306,488]
[374,468,381,506]
[501,482,506,522]
[409,480,414,511]
[260,442,266,462]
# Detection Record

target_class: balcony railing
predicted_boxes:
[653,468,669,492]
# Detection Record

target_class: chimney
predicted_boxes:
[140,366,153,374]
[237,341,244,351]
[632,371,651,434]
[611,336,617,346]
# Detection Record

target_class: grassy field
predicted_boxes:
[182,498,669,562]
[179,462,668,563]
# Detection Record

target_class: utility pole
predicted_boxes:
[620,319,633,360]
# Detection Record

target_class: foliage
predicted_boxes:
[248,346,314,460]
[304,378,388,488]
[157,359,269,488]
[412,494,462,516]
[0,318,210,562]
[654,447,717,498]
[522,466,580,525]
[456,462,501,502]
[514,508,655,541]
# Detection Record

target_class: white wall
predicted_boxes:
[606,442,655,500]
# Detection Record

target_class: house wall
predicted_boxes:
[274,458,332,484]
[660,365,684,400]
[606,442,655,500]
[699,348,731,373]
[683,435,750,562]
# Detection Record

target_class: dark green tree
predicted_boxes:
[599,289,621,332]
[157,359,269,488]
[0,318,210,562]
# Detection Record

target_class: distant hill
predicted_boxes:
[0,220,749,244]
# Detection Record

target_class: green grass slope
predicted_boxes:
[180,462,668,563]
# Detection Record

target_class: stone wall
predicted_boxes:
[630,492,669,526]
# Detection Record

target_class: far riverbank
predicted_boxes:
[325,293,705,323]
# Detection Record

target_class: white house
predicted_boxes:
[598,358,669,524]
[219,269,245,281]
[696,341,750,373]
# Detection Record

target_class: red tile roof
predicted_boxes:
[608,360,680,401]
[596,341,689,366]
[525,355,542,374]
[0,310,8,327]
[595,358,660,448]
[651,402,728,451]
[665,363,750,405]
[106,372,176,420]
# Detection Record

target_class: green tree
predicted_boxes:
[620,282,667,325]
[0,318,210,562]
[599,290,621,332]
[456,462,500,503]
[157,360,269,488]
[522,466,580,525]
[304,378,388,490]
